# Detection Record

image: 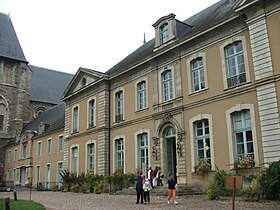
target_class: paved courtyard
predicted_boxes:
[1,190,280,210]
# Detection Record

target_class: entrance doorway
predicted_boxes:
[164,127,177,181]
[20,167,26,186]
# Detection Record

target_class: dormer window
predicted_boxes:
[160,23,169,44]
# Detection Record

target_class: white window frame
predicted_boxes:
[85,140,96,174]
[160,23,169,44]
[87,97,96,129]
[135,78,148,111]
[36,165,41,184]
[46,163,51,189]
[186,52,208,94]
[134,129,150,171]
[113,135,125,173]
[189,114,215,172]
[37,141,42,157]
[158,66,175,103]
[22,143,27,159]
[226,104,259,169]
[220,36,250,89]
[72,104,80,133]
[70,144,79,175]
[113,88,125,122]
[58,135,64,153]
[57,161,63,186]
[47,138,52,155]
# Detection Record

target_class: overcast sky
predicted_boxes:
[0,0,220,74]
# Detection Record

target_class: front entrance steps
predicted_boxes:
[113,185,204,196]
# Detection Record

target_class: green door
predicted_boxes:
[164,127,177,180]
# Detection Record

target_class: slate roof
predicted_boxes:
[29,65,74,104]
[24,102,65,135]
[106,0,238,77]
[0,12,28,63]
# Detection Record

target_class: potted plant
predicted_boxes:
[194,158,211,175]
[241,178,260,201]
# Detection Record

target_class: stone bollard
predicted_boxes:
[14,191,17,201]
[5,197,10,210]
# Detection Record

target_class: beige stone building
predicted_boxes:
[4,0,280,188]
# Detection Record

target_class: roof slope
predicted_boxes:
[106,0,237,76]
[30,65,74,104]
[0,12,27,62]
[24,102,65,134]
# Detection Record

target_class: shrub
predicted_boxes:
[258,161,280,200]
[206,170,231,200]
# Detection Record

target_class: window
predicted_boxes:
[58,136,64,153]
[137,133,148,170]
[71,146,78,174]
[13,168,16,182]
[37,142,42,157]
[194,119,211,166]
[36,165,41,184]
[160,23,168,44]
[87,143,95,173]
[232,110,254,159]
[225,41,246,87]
[73,106,79,133]
[47,139,52,155]
[88,99,95,128]
[115,138,124,170]
[115,91,123,122]
[14,149,17,162]
[191,58,205,92]
[46,164,51,189]
[57,162,63,186]
[7,169,10,181]
[0,114,3,131]
[137,81,147,110]
[8,150,11,163]
[162,70,173,102]
[22,144,27,159]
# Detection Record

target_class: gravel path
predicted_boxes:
[1,190,280,210]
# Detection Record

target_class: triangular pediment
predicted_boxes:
[62,67,107,99]
[234,0,260,12]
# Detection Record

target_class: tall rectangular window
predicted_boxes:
[195,119,211,166]
[72,147,78,174]
[87,143,95,173]
[22,144,27,159]
[225,41,246,87]
[36,165,41,183]
[162,70,173,102]
[58,136,64,153]
[191,58,205,92]
[37,142,42,157]
[14,149,17,162]
[73,106,79,133]
[88,99,95,128]
[0,114,4,131]
[138,133,148,170]
[115,139,124,170]
[232,110,254,158]
[8,150,11,163]
[160,23,168,44]
[13,168,16,182]
[137,81,147,110]
[115,91,123,122]
[47,139,52,155]
[57,162,63,186]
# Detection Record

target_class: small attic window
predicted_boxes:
[81,77,87,87]
[160,23,169,44]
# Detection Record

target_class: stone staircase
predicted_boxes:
[113,185,204,196]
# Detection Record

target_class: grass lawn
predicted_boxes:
[0,198,45,210]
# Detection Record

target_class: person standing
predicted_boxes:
[147,167,154,188]
[142,174,151,204]
[157,167,163,186]
[135,172,143,204]
[167,174,178,204]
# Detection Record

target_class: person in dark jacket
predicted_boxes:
[135,172,143,204]
[167,174,178,204]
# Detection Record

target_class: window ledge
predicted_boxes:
[223,81,251,92]
[188,88,209,97]
[135,107,149,113]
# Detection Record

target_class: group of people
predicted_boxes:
[134,166,178,205]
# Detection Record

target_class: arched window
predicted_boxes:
[160,23,168,44]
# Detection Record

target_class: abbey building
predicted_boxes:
[3,0,280,188]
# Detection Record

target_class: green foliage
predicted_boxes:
[0,199,45,210]
[234,154,255,171]
[194,158,211,175]
[258,161,280,200]
[206,170,231,200]
[106,169,135,192]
